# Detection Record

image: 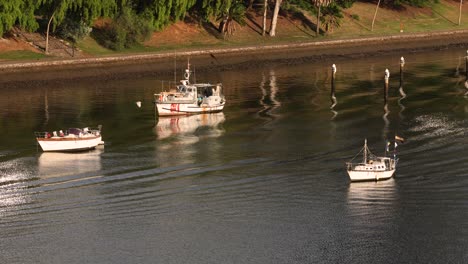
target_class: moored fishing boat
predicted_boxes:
[154,62,225,116]
[346,139,398,182]
[35,126,104,152]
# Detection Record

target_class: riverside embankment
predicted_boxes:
[1,30,468,81]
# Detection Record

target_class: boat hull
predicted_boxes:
[347,169,395,182]
[156,102,225,116]
[37,136,102,152]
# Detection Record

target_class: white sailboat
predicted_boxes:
[154,62,225,116]
[346,139,398,182]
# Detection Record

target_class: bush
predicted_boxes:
[94,6,152,50]
[56,17,92,43]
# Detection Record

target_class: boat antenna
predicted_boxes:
[364,139,367,164]
[174,51,177,85]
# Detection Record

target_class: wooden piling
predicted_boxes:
[331,64,336,98]
[399,57,405,88]
[384,69,390,104]
[465,50,468,80]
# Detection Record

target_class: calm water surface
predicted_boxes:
[1,49,467,263]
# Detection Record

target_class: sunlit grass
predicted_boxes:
[77,36,114,56]
[0,50,46,60]
[67,1,468,57]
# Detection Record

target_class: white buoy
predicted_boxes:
[136,101,142,108]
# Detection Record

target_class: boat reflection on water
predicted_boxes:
[154,113,225,166]
[347,178,397,228]
[38,148,103,178]
[347,178,396,203]
[155,112,226,141]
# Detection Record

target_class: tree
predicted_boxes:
[312,0,333,36]
[269,0,282,36]
[459,0,463,26]
[38,0,117,53]
[18,0,40,33]
[262,0,268,36]
[371,0,381,31]
[217,0,246,36]
[135,0,197,31]
[321,4,343,33]
[199,0,230,20]
[248,0,255,10]
[0,0,39,36]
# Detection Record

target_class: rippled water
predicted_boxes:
[0,48,467,263]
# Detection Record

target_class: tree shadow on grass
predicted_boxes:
[432,9,457,25]
[246,12,264,35]
[286,10,320,36]
[200,21,224,40]
[90,27,116,50]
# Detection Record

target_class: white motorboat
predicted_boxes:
[154,62,225,116]
[35,126,104,152]
[346,139,398,182]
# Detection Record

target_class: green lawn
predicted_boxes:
[24,1,468,58]
[0,50,46,60]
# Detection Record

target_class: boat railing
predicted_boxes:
[34,132,49,138]
[35,126,101,139]
[86,127,102,135]
[346,162,365,171]
[154,91,197,103]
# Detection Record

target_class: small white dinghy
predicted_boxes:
[346,139,398,182]
[35,126,104,152]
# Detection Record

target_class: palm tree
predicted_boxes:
[312,0,334,36]
[217,1,247,37]
[322,4,343,33]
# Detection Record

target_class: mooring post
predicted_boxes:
[399,57,405,88]
[384,69,390,104]
[331,64,336,98]
[465,50,468,80]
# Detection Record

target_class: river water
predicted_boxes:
[0,48,467,263]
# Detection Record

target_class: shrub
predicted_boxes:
[94,6,152,50]
[56,17,92,43]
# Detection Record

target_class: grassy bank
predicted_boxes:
[0,1,467,60]
[78,1,468,56]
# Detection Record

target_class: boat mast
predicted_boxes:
[364,139,367,164]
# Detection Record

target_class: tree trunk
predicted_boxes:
[45,12,55,54]
[371,0,381,31]
[248,0,254,10]
[263,0,268,36]
[459,0,463,25]
[269,0,282,37]
[316,5,321,36]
